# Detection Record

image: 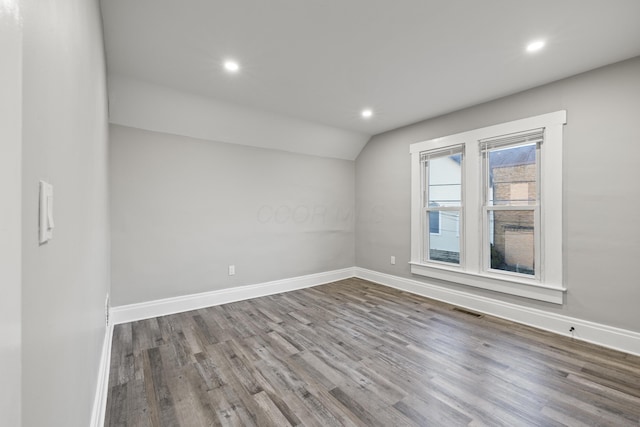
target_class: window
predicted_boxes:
[482,131,540,277]
[410,111,566,304]
[423,148,463,265]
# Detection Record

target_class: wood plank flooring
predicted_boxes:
[105,278,640,426]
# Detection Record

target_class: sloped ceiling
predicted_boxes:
[101,0,640,159]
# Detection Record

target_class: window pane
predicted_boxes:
[488,143,536,206]
[428,154,462,207]
[429,211,440,234]
[489,210,534,275]
[428,211,460,264]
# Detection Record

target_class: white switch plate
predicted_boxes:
[228,265,235,276]
[39,181,54,244]
[390,256,396,265]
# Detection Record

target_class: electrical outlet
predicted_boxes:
[390,256,396,265]
[228,265,235,276]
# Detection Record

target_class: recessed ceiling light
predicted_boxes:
[526,40,545,53]
[223,60,240,73]
[361,109,373,119]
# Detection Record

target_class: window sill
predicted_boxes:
[409,262,566,304]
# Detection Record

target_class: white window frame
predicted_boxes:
[409,111,567,304]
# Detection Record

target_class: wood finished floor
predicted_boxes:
[105,278,640,427]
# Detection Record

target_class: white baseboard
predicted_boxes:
[97,266,639,425]
[110,267,356,325]
[90,323,114,427]
[354,267,640,357]
[108,266,640,356]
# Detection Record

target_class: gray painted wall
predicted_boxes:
[110,125,355,306]
[0,2,22,425]
[107,74,370,161]
[21,0,110,425]
[356,56,640,332]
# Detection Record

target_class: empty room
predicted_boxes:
[3,0,640,426]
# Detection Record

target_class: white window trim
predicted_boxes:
[409,111,567,304]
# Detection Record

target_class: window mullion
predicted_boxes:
[425,206,461,211]
[464,139,481,273]
[486,205,537,211]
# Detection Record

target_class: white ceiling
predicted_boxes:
[100,0,640,140]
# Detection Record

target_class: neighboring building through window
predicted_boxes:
[409,111,566,304]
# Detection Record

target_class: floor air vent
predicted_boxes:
[452,307,483,318]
